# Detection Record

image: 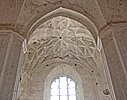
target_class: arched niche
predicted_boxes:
[17,8,111,100]
[43,64,84,100]
[26,7,98,43]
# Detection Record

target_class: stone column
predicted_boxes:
[0,30,24,100]
[100,23,127,100]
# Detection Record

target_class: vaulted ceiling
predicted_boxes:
[9,1,126,99]
[22,16,100,77]
[18,16,109,100]
[0,0,126,38]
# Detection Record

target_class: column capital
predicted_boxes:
[0,24,26,38]
[99,22,127,100]
[0,30,25,41]
[99,22,127,39]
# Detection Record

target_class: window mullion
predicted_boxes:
[67,77,69,100]
[59,77,60,100]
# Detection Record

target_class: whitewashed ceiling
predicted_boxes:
[21,16,101,78]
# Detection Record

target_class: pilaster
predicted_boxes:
[0,30,24,100]
[100,23,127,100]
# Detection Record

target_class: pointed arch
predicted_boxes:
[43,64,84,100]
[27,7,98,43]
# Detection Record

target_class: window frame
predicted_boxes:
[50,75,77,100]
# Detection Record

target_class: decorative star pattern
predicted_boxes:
[22,16,99,78]
[18,16,105,100]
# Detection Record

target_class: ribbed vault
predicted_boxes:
[29,16,96,58]
[18,16,110,100]
[21,16,100,75]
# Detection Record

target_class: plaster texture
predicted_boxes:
[0,0,127,100]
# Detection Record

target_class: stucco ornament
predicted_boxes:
[29,16,96,61]
[20,16,99,87]
[18,16,110,100]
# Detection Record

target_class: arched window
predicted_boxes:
[50,76,76,100]
[43,65,84,100]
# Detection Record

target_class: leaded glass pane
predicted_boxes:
[60,96,67,100]
[50,76,76,100]
[51,96,59,100]
[69,88,76,95]
[69,95,76,100]
[68,79,75,88]
[60,89,67,95]
[60,76,67,89]
[51,79,59,89]
[51,88,59,96]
